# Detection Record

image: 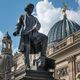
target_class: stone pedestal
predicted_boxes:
[14,57,55,80]
[20,70,55,80]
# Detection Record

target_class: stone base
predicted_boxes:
[19,70,55,80]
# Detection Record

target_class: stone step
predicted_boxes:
[26,70,53,78]
[20,76,55,80]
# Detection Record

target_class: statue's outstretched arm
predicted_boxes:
[13,15,24,36]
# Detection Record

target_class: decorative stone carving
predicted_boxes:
[76,72,80,80]
[66,56,75,63]
[57,67,68,77]
[77,62,80,72]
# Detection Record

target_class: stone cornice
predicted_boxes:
[48,30,80,59]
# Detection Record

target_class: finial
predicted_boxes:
[6,31,8,35]
[62,2,67,16]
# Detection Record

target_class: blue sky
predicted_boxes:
[0,0,79,53]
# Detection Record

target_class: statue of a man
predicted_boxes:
[13,3,48,69]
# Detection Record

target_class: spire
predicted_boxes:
[4,31,11,39]
[1,32,12,54]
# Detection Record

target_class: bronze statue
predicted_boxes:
[13,3,48,69]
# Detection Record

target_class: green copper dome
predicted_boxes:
[48,16,80,44]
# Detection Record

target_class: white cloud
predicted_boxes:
[0,31,3,44]
[13,47,18,54]
[0,31,3,53]
[36,0,80,35]
[36,0,62,35]
[77,0,80,7]
[66,10,80,24]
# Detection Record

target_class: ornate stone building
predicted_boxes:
[11,52,25,80]
[47,8,80,80]
[0,32,13,80]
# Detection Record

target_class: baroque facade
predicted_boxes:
[48,30,80,80]
[47,6,80,80]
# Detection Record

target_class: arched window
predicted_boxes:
[8,43,11,49]
[3,43,6,48]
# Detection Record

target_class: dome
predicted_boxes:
[3,32,11,39]
[48,15,80,44]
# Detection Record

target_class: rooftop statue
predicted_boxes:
[13,3,48,70]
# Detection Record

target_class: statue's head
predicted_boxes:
[25,3,34,15]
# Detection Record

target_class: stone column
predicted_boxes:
[67,56,76,80]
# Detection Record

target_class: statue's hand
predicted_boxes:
[13,31,19,36]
